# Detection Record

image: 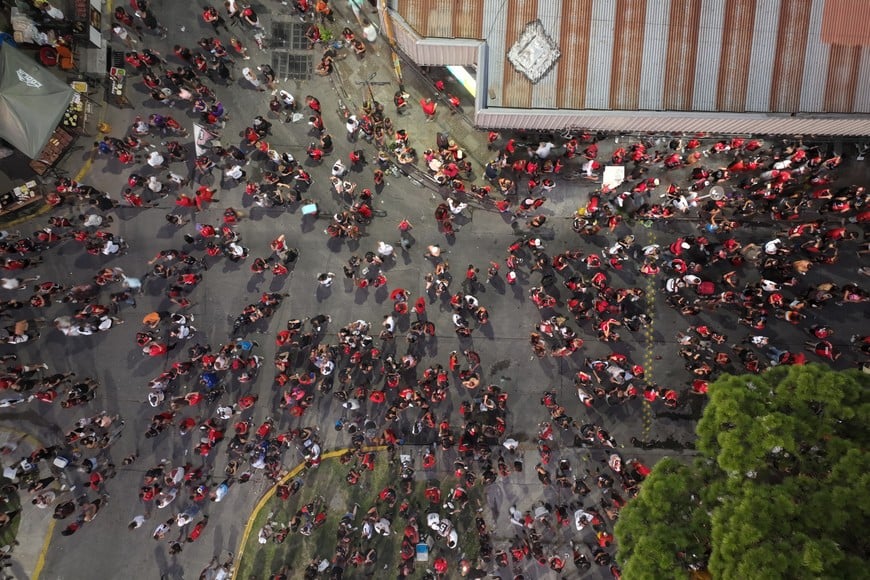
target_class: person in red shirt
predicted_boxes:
[175,193,196,208]
[178,417,196,435]
[237,394,257,410]
[195,186,219,209]
[419,98,437,121]
[202,7,227,33]
[306,144,324,161]
[198,224,216,238]
[186,516,209,542]
[145,343,169,356]
[124,189,155,208]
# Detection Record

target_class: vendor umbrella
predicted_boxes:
[0,44,73,158]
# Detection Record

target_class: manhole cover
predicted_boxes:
[272,52,312,80]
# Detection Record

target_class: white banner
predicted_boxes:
[193,123,217,156]
[602,165,625,190]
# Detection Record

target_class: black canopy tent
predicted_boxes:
[0,44,73,159]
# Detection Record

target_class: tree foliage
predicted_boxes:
[615,364,870,578]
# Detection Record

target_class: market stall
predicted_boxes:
[60,82,94,136]
[9,7,59,46]
[108,49,132,108]
[29,126,75,176]
[0,180,42,218]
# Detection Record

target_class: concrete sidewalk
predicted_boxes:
[0,424,63,580]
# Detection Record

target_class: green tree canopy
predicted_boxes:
[615,364,870,579]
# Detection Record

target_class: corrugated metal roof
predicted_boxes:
[821,0,870,45]
[716,0,756,112]
[799,0,830,112]
[555,0,594,110]
[609,0,648,110]
[662,0,702,110]
[501,0,537,109]
[769,0,812,112]
[453,0,485,39]
[395,0,485,40]
[691,0,725,111]
[585,0,616,109]
[854,47,870,111]
[530,0,563,109]
[637,0,670,110]
[824,44,861,111]
[745,0,782,112]
[481,0,508,105]
[394,0,870,116]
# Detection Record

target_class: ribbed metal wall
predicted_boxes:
[474,108,870,136]
[395,0,870,114]
[387,12,481,67]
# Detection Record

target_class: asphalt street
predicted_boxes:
[0,1,867,579]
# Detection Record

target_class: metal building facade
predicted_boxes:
[388,0,870,135]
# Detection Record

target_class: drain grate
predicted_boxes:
[272,52,312,80]
[270,21,312,79]
[270,22,290,48]
[271,21,309,50]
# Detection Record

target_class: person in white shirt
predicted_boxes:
[147,175,163,194]
[278,90,295,109]
[83,214,106,227]
[153,520,173,539]
[37,1,65,20]
[764,238,783,255]
[535,141,555,159]
[345,115,359,137]
[112,24,136,48]
[224,165,245,181]
[1,276,38,290]
[760,279,781,292]
[127,515,145,530]
[377,241,394,258]
[382,315,396,333]
[241,67,264,91]
[361,19,378,42]
[374,517,391,536]
[146,151,165,168]
[167,172,187,186]
[447,197,467,215]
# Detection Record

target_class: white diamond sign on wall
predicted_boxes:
[507,20,561,84]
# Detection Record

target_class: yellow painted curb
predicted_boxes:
[31,519,56,580]
[231,445,386,580]
[73,95,109,183]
